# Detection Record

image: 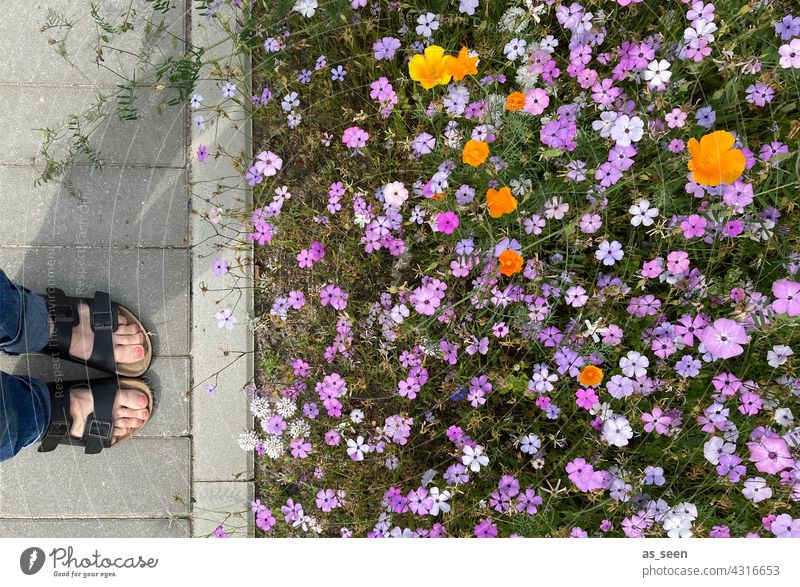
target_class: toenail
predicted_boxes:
[139,394,148,407]
[135,346,144,358]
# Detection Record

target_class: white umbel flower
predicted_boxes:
[238,430,260,451]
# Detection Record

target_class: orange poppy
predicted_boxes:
[486,187,517,218]
[444,47,479,81]
[506,92,526,111]
[578,366,603,387]
[686,130,746,186]
[462,140,489,167]
[498,249,523,276]
[409,45,452,90]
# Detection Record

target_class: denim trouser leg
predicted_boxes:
[0,269,51,462]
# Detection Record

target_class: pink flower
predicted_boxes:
[699,318,747,359]
[771,279,800,316]
[436,211,460,234]
[524,87,550,115]
[666,251,690,274]
[197,144,208,162]
[342,126,369,148]
[748,435,794,475]
[680,214,707,238]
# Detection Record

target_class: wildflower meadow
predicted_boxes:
[198,0,800,538]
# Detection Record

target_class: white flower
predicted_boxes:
[742,477,772,503]
[642,59,672,87]
[190,94,203,109]
[670,502,698,521]
[543,196,569,219]
[767,345,793,368]
[215,307,237,330]
[237,429,259,451]
[774,407,794,427]
[415,12,439,37]
[349,409,365,424]
[390,304,409,323]
[383,181,409,209]
[503,38,528,61]
[461,444,489,472]
[592,111,618,138]
[703,436,735,465]
[629,199,659,227]
[610,115,644,147]
[602,414,633,447]
[620,351,649,378]
[519,434,542,455]
[429,487,451,515]
[293,0,318,18]
[346,436,367,461]
[276,397,297,418]
[662,513,693,538]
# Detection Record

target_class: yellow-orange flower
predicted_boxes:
[444,47,479,81]
[687,130,746,186]
[462,140,489,167]
[578,366,603,387]
[506,92,526,111]
[498,249,523,276]
[486,187,517,218]
[409,45,452,90]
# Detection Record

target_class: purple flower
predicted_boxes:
[699,318,748,359]
[595,240,624,265]
[373,36,401,60]
[212,258,229,276]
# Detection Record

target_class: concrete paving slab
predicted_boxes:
[0,0,187,86]
[1,83,186,168]
[0,438,190,518]
[0,246,189,356]
[0,518,190,537]
[189,7,254,487]
[0,355,190,437]
[0,165,188,248]
[192,481,253,538]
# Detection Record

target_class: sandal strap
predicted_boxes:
[44,289,120,374]
[81,378,118,455]
[38,381,75,453]
[86,291,120,374]
[38,378,119,455]
[45,288,79,359]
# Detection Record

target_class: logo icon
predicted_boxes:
[20,547,46,575]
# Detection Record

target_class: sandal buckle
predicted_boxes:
[88,417,114,442]
[52,305,74,323]
[91,311,113,330]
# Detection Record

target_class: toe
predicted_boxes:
[115,344,145,363]
[115,324,140,336]
[118,314,130,326]
[117,406,149,420]
[114,333,145,346]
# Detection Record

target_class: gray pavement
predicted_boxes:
[0,1,253,537]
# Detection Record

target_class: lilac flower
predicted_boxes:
[595,240,624,265]
[373,37,401,60]
[699,318,747,359]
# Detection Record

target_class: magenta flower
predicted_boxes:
[342,126,369,148]
[748,435,794,475]
[436,211,460,234]
[699,318,747,359]
[197,144,208,162]
[771,279,800,316]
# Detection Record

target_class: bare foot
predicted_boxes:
[49,302,145,364]
[68,385,150,445]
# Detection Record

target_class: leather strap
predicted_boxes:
[38,381,74,453]
[81,378,117,455]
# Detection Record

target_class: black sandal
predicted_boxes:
[44,288,152,377]
[38,377,154,455]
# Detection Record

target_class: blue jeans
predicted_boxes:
[0,269,51,462]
